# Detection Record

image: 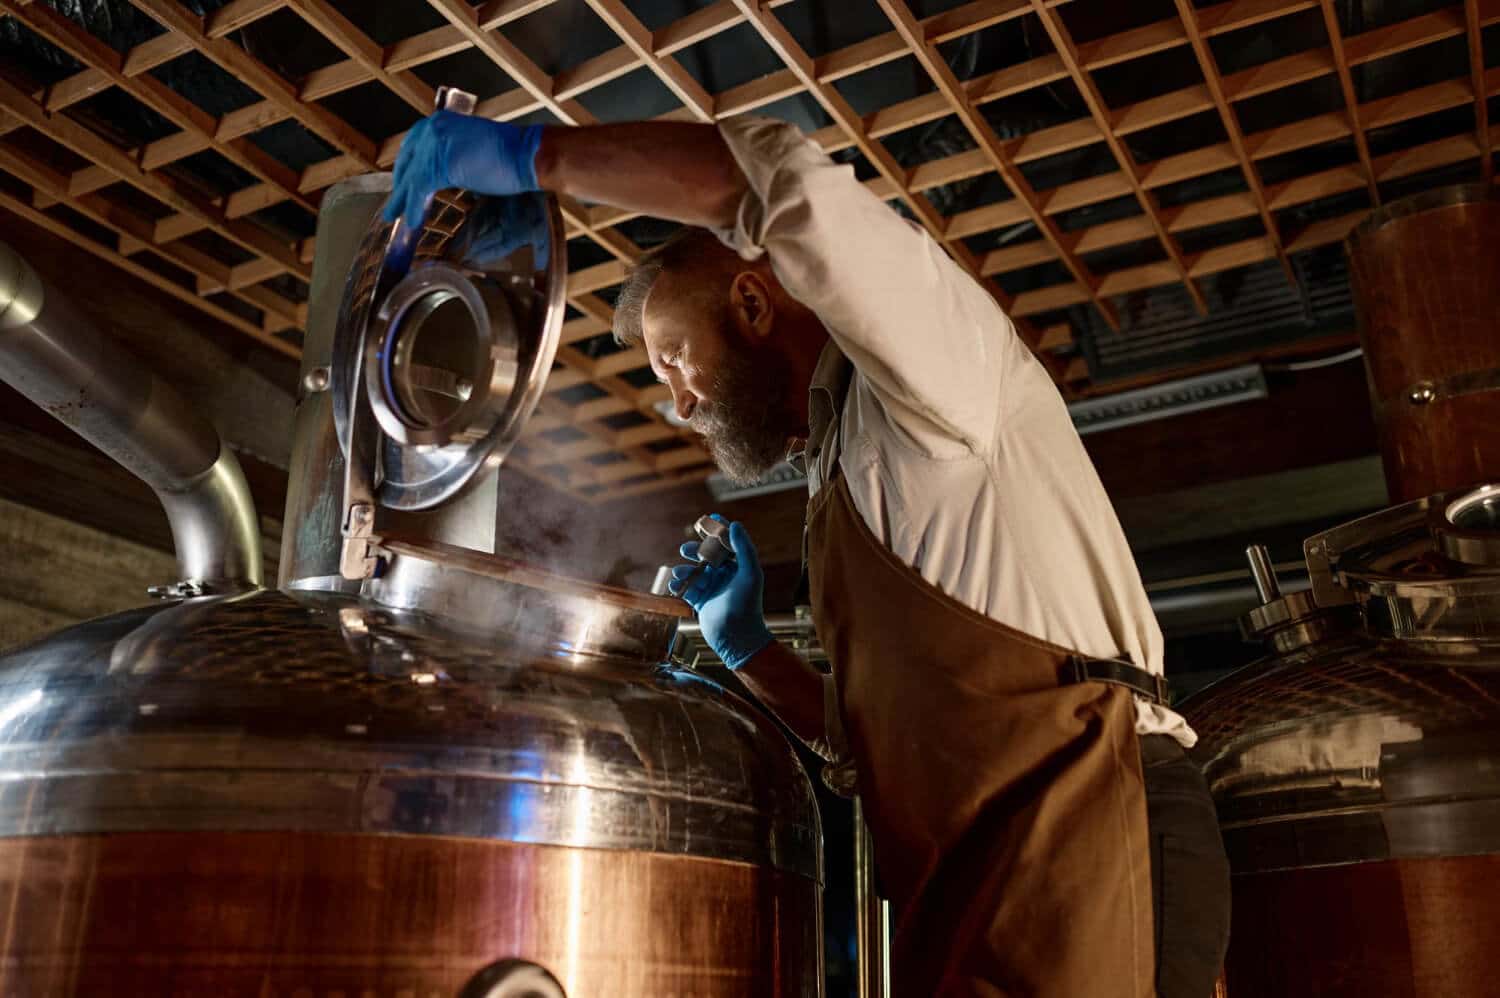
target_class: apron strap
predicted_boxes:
[796,348,857,606]
[1062,653,1171,706]
[814,351,857,474]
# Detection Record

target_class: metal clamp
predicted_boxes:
[338,500,380,581]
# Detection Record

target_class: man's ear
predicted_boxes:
[728,271,776,341]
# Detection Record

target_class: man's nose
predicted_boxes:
[673,387,697,422]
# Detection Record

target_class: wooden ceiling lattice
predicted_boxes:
[0,0,1496,502]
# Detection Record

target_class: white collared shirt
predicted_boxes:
[714,116,1196,754]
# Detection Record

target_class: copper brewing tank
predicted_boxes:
[1183,185,1500,997]
[0,139,823,994]
[1345,185,1500,503]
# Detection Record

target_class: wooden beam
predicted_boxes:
[128,0,378,165]
[1222,48,1334,101]
[285,0,435,111]
[1344,5,1467,65]
[1027,1,1209,314]
[726,0,1052,347]
[1170,0,1300,291]
[582,0,715,122]
[1077,19,1186,69]
[873,0,1122,327]
[423,0,594,126]
[1198,0,1317,36]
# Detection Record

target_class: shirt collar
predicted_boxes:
[807,339,848,445]
[787,340,852,474]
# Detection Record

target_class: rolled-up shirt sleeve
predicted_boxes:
[807,673,859,798]
[714,115,1013,451]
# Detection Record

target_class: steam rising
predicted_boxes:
[495,470,694,592]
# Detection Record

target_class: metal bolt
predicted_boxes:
[303,367,330,394]
[1408,381,1437,405]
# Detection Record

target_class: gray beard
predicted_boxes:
[689,348,791,486]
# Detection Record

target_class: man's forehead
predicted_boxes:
[639,281,682,380]
[641,270,693,351]
[639,277,667,355]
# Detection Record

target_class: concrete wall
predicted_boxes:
[0,498,175,651]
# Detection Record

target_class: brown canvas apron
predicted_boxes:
[805,471,1156,997]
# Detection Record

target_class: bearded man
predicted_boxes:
[387,109,1231,998]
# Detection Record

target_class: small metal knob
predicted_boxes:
[1246,544,1281,605]
[1407,381,1437,405]
[302,366,330,395]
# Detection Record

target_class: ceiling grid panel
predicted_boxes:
[0,0,1492,499]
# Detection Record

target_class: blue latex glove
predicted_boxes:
[459,194,551,270]
[669,517,774,671]
[383,110,545,230]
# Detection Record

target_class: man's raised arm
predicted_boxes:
[388,112,1014,449]
[385,113,745,231]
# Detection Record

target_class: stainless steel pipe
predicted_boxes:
[0,240,261,591]
[854,798,891,998]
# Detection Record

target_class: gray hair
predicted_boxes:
[612,254,665,347]
[612,228,747,346]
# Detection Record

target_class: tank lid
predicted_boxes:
[332,187,566,513]
[365,537,691,663]
[1305,483,1500,643]
[331,88,566,515]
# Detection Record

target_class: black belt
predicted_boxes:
[1061,653,1171,706]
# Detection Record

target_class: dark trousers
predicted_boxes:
[1141,733,1232,998]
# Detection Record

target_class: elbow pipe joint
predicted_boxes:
[154,446,263,593]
